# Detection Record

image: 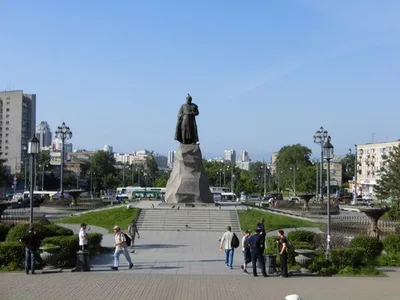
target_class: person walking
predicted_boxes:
[277,230,289,278]
[241,230,251,274]
[19,225,41,275]
[128,219,140,253]
[219,226,235,269]
[111,225,133,271]
[248,227,268,277]
[78,223,89,251]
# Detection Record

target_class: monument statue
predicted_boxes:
[174,94,199,144]
[165,93,213,204]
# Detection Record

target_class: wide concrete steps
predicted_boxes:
[136,208,241,232]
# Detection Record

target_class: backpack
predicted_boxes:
[122,233,132,246]
[231,233,240,248]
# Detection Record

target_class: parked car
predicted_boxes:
[248,195,260,201]
[289,197,302,204]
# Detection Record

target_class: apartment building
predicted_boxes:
[0,90,36,174]
[224,149,236,164]
[356,140,400,196]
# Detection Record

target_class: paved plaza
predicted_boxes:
[0,271,399,300]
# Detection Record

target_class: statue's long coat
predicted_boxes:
[174,103,199,144]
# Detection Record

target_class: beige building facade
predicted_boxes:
[356,140,400,196]
[0,90,36,174]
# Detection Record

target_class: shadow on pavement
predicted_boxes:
[135,244,187,249]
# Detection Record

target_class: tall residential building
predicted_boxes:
[236,150,250,171]
[356,140,400,196]
[168,150,176,168]
[270,151,279,175]
[35,121,52,149]
[103,145,113,153]
[224,149,236,163]
[0,90,36,174]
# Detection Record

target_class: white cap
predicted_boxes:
[285,295,302,300]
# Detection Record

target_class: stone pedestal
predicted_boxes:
[165,144,213,204]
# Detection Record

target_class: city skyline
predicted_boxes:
[2,1,400,158]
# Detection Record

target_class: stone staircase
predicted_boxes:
[136,208,241,232]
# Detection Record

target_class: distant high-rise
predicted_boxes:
[35,121,52,149]
[236,150,250,171]
[224,149,236,163]
[168,150,176,168]
[103,145,113,153]
[241,151,250,162]
[270,152,279,175]
[0,90,36,174]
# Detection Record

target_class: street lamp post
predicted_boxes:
[223,166,226,187]
[55,122,73,199]
[28,136,39,225]
[219,169,222,187]
[315,162,319,200]
[313,126,329,201]
[23,146,28,191]
[290,164,298,196]
[261,162,267,197]
[354,144,358,200]
[41,164,45,191]
[323,136,334,258]
[230,163,234,193]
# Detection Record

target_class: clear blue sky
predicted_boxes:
[1,0,400,160]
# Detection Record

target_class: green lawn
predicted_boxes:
[55,207,140,232]
[237,209,320,233]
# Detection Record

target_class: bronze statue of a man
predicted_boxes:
[174,94,199,144]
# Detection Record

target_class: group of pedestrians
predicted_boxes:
[219,219,289,277]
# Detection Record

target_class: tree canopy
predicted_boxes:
[375,145,400,201]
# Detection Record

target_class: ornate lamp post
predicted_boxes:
[28,136,39,225]
[55,122,73,199]
[313,126,329,201]
[323,136,334,258]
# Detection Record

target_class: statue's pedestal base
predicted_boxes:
[165,144,213,204]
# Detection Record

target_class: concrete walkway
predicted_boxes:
[57,222,322,275]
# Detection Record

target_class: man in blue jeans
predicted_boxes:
[219,226,234,269]
[20,225,41,275]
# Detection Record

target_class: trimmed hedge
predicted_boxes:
[0,224,13,242]
[0,241,25,270]
[349,236,383,264]
[330,247,364,269]
[6,223,73,242]
[287,230,316,244]
[1,223,102,270]
[382,234,400,253]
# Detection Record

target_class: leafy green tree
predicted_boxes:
[146,153,159,181]
[375,145,400,220]
[341,152,355,186]
[37,150,52,171]
[103,173,120,189]
[276,144,314,194]
[0,157,9,188]
[90,150,117,191]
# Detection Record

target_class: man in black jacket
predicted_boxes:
[247,228,268,277]
[20,225,41,275]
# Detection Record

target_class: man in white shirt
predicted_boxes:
[219,226,234,269]
[241,230,251,274]
[111,225,133,271]
[78,223,89,251]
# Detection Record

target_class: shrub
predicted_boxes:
[0,223,13,242]
[376,252,400,267]
[338,266,383,276]
[330,247,364,269]
[309,252,336,276]
[382,235,400,253]
[265,236,279,255]
[349,236,383,264]
[288,230,316,244]
[6,223,73,242]
[0,241,25,270]
[87,232,103,256]
[42,235,79,267]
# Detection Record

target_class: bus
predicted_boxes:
[220,192,237,202]
[116,186,166,200]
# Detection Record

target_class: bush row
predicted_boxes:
[0,222,102,270]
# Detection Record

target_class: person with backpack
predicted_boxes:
[19,225,41,275]
[219,226,239,269]
[111,225,133,271]
[277,230,289,278]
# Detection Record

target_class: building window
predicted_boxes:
[5,146,8,150]
[5,140,8,143]
[5,127,8,131]
[6,102,9,105]
[6,114,9,118]
[5,153,7,156]
[6,108,9,112]
[5,121,9,125]
[5,134,7,137]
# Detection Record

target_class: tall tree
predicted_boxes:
[341,152,355,187]
[146,153,159,181]
[276,144,314,194]
[37,150,52,171]
[90,150,117,191]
